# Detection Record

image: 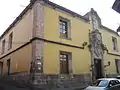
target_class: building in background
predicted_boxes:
[112,0,120,14]
[112,0,120,32]
[0,0,120,89]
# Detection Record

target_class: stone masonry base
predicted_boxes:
[0,72,92,90]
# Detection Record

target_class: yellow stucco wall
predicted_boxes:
[100,28,120,75]
[43,6,91,74]
[44,6,90,47]
[103,52,119,75]
[44,5,120,75]
[0,8,33,58]
[0,8,34,74]
[100,28,120,55]
[43,43,91,74]
[1,43,32,74]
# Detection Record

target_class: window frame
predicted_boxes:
[108,80,120,87]
[59,51,72,74]
[7,59,11,75]
[8,32,13,50]
[115,59,120,74]
[59,16,71,39]
[112,36,118,51]
[2,39,5,54]
[0,61,3,76]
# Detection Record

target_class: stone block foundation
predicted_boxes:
[0,72,92,90]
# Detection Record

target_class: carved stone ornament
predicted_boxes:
[30,57,43,73]
[91,8,101,30]
[92,14,99,30]
[90,30,104,59]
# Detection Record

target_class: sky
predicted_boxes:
[0,0,120,35]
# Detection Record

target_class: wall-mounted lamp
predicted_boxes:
[82,42,88,47]
[89,64,94,71]
[104,61,111,68]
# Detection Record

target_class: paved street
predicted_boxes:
[0,83,31,90]
[0,86,29,90]
[0,83,84,90]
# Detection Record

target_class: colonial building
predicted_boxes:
[0,0,120,89]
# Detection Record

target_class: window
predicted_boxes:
[2,39,5,54]
[8,32,13,50]
[109,80,120,87]
[7,59,11,75]
[115,59,120,74]
[59,17,70,39]
[95,80,109,87]
[0,62,3,75]
[112,37,118,51]
[60,51,72,74]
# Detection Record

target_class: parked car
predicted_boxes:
[115,75,120,79]
[85,78,120,90]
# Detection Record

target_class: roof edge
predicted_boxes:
[0,0,118,40]
[101,25,119,36]
[0,2,34,40]
[44,0,89,21]
[0,0,89,40]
